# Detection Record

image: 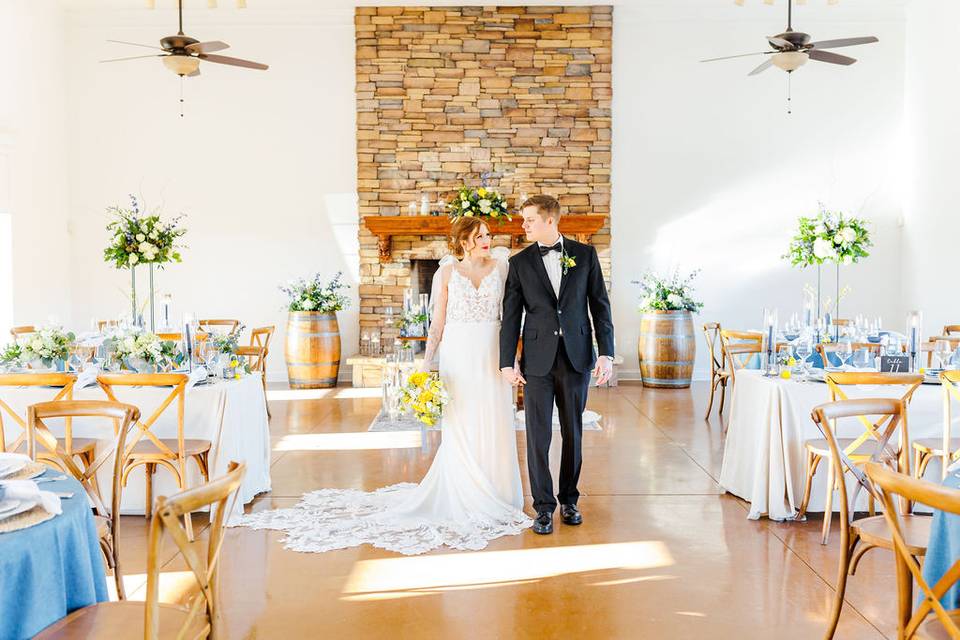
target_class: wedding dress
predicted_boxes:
[236,250,531,555]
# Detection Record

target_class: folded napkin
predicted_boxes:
[0,452,32,467]
[0,479,62,515]
[186,366,209,391]
[74,332,106,347]
[75,364,101,389]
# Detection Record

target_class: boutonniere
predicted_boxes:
[560,248,576,276]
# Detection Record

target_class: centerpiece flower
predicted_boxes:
[635,270,704,313]
[447,186,511,222]
[108,329,178,372]
[21,327,76,369]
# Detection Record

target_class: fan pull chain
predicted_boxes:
[787,71,793,115]
[179,75,185,118]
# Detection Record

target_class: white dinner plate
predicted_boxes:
[0,460,26,479]
[0,499,37,522]
[0,499,20,515]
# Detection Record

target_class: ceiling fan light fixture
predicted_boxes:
[162,54,200,76]
[771,50,809,72]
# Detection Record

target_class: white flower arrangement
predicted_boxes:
[446,185,511,222]
[280,272,350,313]
[104,195,186,269]
[109,329,177,366]
[784,206,871,268]
[21,327,75,365]
[634,270,704,313]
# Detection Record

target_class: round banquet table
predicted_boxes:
[720,369,947,520]
[0,471,107,640]
[0,374,271,519]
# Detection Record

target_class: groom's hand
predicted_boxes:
[500,366,526,386]
[593,356,613,386]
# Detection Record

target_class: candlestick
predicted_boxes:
[907,310,922,372]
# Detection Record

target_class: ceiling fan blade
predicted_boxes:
[808,49,857,66]
[748,59,774,76]
[808,36,879,50]
[186,40,230,53]
[198,53,268,70]
[100,54,165,63]
[107,39,165,51]
[767,36,793,49]
[701,51,771,63]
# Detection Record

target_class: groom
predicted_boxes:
[499,195,615,535]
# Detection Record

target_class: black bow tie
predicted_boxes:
[539,242,562,257]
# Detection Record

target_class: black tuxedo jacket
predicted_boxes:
[499,236,615,377]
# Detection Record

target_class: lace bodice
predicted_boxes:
[444,263,506,324]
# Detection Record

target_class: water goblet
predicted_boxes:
[936,340,953,370]
[836,340,853,369]
[794,340,812,383]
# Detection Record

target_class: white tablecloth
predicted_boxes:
[719,370,945,520]
[0,374,271,517]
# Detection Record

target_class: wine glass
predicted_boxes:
[935,340,953,370]
[836,340,853,369]
[794,340,812,382]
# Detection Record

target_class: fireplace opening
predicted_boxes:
[410,259,441,302]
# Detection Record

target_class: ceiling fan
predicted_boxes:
[101,0,268,77]
[701,0,878,75]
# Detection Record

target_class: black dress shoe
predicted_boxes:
[560,504,582,525]
[532,511,554,535]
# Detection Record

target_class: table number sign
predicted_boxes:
[880,355,910,372]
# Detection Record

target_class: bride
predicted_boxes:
[237,216,531,555]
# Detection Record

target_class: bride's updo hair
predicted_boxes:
[449,216,486,259]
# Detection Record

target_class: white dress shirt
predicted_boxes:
[538,235,563,299]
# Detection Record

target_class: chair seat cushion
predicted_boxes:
[913,438,960,454]
[34,600,208,639]
[128,439,212,457]
[852,514,930,556]
[804,438,893,458]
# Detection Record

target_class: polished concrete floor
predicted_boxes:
[109,381,905,639]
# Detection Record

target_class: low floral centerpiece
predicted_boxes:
[399,371,448,427]
[21,327,76,370]
[109,329,178,372]
[446,185,511,222]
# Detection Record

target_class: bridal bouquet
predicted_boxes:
[280,271,351,313]
[784,207,871,267]
[103,195,186,269]
[21,327,76,367]
[446,185,511,222]
[399,372,448,427]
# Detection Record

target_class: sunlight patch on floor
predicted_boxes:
[266,388,334,401]
[273,431,423,451]
[116,571,198,604]
[341,541,674,598]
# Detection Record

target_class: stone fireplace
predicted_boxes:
[355,5,613,346]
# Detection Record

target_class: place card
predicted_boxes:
[880,355,910,373]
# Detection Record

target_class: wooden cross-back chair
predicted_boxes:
[156,332,183,342]
[702,323,731,419]
[920,336,960,368]
[913,370,960,481]
[797,372,924,544]
[97,373,213,540]
[10,325,35,341]
[35,461,247,640]
[811,399,931,640]
[866,462,960,640]
[943,325,960,337]
[0,374,98,473]
[815,342,883,368]
[719,330,764,385]
[27,400,140,600]
[248,326,275,416]
[236,344,270,417]
[198,319,241,335]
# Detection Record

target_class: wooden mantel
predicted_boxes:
[363,215,608,263]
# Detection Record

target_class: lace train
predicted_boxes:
[234,483,532,555]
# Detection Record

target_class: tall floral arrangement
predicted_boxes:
[104,195,186,269]
[446,185,511,222]
[635,270,704,313]
[280,271,351,313]
[784,207,871,267]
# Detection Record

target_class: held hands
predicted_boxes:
[592,356,613,386]
[500,366,526,386]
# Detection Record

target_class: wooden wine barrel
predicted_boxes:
[638,311,696,388]
[285,311,341,389]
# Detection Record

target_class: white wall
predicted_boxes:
[0,0,72,331]
[65,6,359,379]
[902,0,958,339]
[612,1,907,379]
[44,0,913,382]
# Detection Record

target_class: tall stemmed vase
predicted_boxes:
[131,266,137,325]
[149,263,156,332]
[835,262,840,341]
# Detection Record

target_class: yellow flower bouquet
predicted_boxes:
[399,371,449,427]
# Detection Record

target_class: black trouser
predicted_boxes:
[523,339,591,514]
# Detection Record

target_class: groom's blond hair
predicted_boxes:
[521,195,561,222]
